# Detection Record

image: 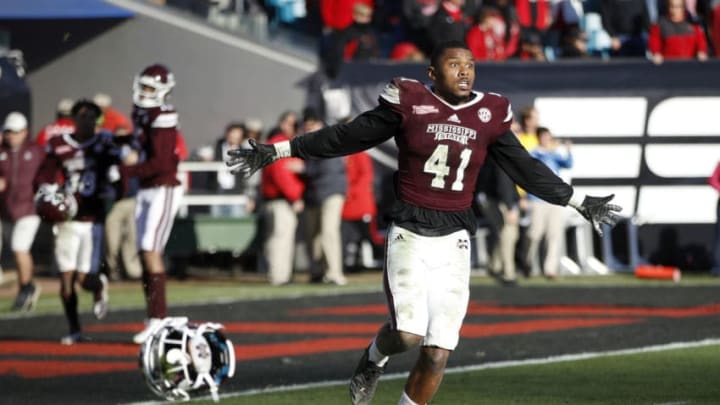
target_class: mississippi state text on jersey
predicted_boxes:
[379,77,513,211]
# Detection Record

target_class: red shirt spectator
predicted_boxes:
[515,0,552,31]
[466,7,520,61]
[36,98,75,146]
[342,152,376,220]
[94,93,133,135]
[321,0,374,30]
[260,133,305,202]
[649,0,709,63]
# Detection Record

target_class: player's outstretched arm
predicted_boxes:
[226,139,289,178]
[567,193,622,236]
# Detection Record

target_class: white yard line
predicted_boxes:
[124,338,720,404]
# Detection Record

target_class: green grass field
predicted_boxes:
[2,272,720,316]
[197,342,720,404]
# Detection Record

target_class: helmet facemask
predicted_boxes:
[139,317,235,402]
[132,65,176,109]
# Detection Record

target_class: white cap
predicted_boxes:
[3,111,28,132]
[93,93,112,108]
[57,98,74,116]
[245,118,263,132]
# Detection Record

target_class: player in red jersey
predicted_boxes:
[121,64,184,344]
[35,100,122,344]
[228,41,621,405]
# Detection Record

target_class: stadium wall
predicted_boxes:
[24,11,314,151]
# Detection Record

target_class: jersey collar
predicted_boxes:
[424,85,484,110]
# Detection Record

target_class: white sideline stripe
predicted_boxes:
[105,0,316,72]
[123,338,720,405]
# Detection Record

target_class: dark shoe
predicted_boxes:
[501,278,518,287]
[60,332,90,345]
[349,346,386,405]
[11,283,41,311]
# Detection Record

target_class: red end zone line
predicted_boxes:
[0,360,138,378]
[1,318,640,378]
[291,303,720,318]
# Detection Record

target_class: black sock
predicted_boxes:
[81,273,102,293]
[61,290,81,334]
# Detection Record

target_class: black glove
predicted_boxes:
[574,194,622,236]
[226,139,278,178]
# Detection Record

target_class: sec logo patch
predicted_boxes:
[477,108,492,123]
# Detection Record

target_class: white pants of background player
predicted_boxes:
[135,185,183,252]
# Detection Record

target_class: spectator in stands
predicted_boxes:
[517,28,547,60]
[516,107,540,275]
[301,108,348,285]
[712,0,720,56]
[525,127,574,279]
[94,93,133,136]
[245,117,264,141]
[427,0,471,54]
[552,0,586,57]
[559,26,590,58]
[402,0,440,54]
[211,122,255,217]
[0,112,45,311]
[515,0,553,57]
[466,6,519,61]
[322,0,372,31]
[600,0,651,57]
[517,105,540,151]
[484,0,521,53]
[323,2,381,78]
[260,111,305,285]
[320,0,375,76]
[35,98,74,145]
[709,161,720,276]
[477,155,520,286]
[342,150,382,272]
[104,135,142,281]
[389,41,427,60]
[648,0,709,64]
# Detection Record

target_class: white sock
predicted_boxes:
[368,339,389,367]
[398,391,421,405]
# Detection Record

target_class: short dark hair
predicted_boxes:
[430,40,471,68]
[302,106,322,123]
[536,126,551,138]
[224,121,245,134]
[71,99,102,118]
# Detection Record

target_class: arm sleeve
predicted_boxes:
[34,148,61,188]
[121,127,178,180]
[291,104,400,159]
[488,130,573,206]
[648,24,661,54]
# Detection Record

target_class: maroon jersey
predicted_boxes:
[36,132,122,222]
[122,105,180,188]
[379,77,512,211]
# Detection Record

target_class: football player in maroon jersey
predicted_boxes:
[121,64,184,344]
[228,41,622,405]
[35,100,122,345]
